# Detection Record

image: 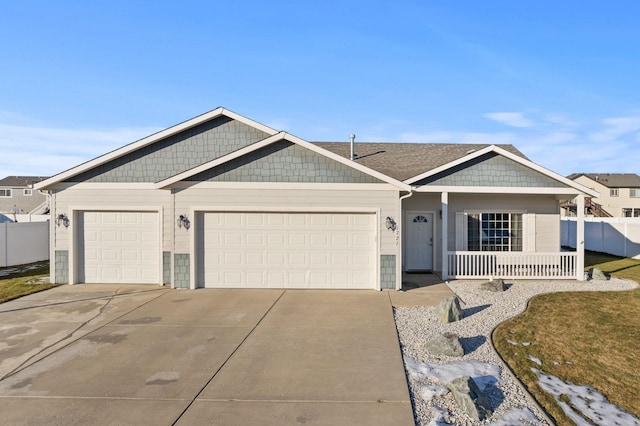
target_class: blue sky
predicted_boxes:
[1,1,639,178]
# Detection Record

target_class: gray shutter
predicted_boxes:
[524,213,536,252]
[455,212,467,250]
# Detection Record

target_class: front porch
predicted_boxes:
[447,251,578,279]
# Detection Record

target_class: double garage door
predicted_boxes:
[78,210,377,289]
[198,212,377,289]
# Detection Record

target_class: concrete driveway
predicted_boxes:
[0,285,415,425]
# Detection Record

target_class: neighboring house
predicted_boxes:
[35,108,597,288]
[0,176,49,216]
[565,173,640,217]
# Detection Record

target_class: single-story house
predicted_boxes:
[35,108,597,289]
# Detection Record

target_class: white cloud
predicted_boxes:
[590,115,640,142]
[483,112,535,128]
[0,123,159,177]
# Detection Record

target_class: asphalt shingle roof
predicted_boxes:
[567,173,640,188]
[313,142,528,182]
[0,176,49,188]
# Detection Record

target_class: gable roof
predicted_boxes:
[0,176,48,188]
[314,142,527,182]
[317,142,598,196]
[35,108,278,190]
[156,132,411,190]
[567,173,640,188]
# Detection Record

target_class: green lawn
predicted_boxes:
[0,261,58,303]
[493,251,640,425]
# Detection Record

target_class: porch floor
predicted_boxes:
[387,272,454,307]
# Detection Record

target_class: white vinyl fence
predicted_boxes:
[0,221,50,267]
[561,217,640,259]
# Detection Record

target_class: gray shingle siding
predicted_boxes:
[55,250,68,284]
[66,117,270,183]
[415,153,565,187]
[380,255,396,289]
[174,254,190,288]
[189,140,383,184]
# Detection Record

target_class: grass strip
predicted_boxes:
[493,251,640,425]
[0,261,58,303]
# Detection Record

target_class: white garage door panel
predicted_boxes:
[201,212,376,289]
[80,211,159,284]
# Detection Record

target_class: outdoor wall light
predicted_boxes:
[385,216,397,232]
[56,213,70,228]
[177,214,190,230]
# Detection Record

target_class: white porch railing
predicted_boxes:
[447,251,577,279]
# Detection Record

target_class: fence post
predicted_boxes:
[2,222,7,267]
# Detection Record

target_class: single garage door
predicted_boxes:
[199,212,377,289]
[79,211,159,284]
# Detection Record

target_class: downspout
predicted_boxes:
[396,190,414,290]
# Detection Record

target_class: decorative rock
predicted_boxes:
[424,332,464,357]
[447,376,493,421]
[435,296,463,323]
[589,268,608,281]
[481,278,506,292]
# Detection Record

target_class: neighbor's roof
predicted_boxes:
[567,173,640,188]
[0,176,48,188]
[313,142,528,182]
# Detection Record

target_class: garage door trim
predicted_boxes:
[189,206,380,290]
[68,206,164,285]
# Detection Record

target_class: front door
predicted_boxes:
[406,212,434,270]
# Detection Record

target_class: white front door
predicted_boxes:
[406,212,434,270]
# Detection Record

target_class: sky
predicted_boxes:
[1,1,639,178]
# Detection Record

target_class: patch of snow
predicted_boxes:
[506,339,518,345]
[405,356,500,391]
[487,407,540,425]
[421,384,448,402]
[528,354,542,366]
[533,368,640,426]
[427,406,452,426]
[522,341,531,346]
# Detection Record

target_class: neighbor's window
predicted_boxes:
[624,208,640,217]
[630,189,640,198]
[0,189,12,198]
[610,188,619,197]
[468,212,523,252]
[23,189,32,196]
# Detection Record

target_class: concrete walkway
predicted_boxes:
[0,285,419,425]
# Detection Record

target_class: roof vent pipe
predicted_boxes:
[349,134,356,160]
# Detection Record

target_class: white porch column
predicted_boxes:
[441,191,449,280]
[576,194,585,281]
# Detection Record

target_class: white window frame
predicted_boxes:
[0,189,12,198]
[610,188,619,197]
[630,189,640,198]
[23,189,33,196]
[466,211,524,252]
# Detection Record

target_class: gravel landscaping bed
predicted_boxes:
[394,277,639,425]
